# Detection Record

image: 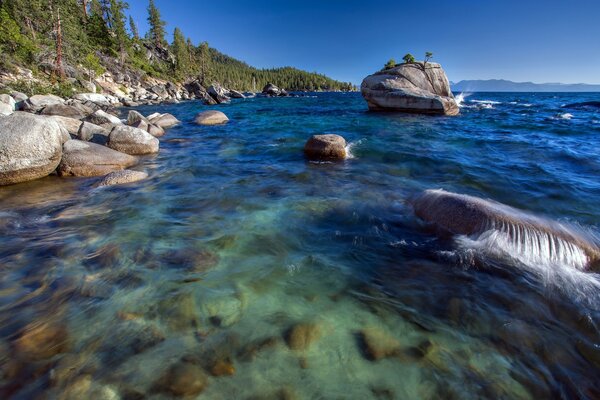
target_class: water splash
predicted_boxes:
[345,139,365,159]
[455,92,470,107]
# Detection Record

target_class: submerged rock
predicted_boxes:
[14,320,70,360]
[357,327,401,361]
[97,170,148,187]
[0,113,66,185]
[411,189,600,269]
[285,322,321,351]
[158,361,209,397]
[195,110,229,126]
[107,125,159,155]
[58,140,138,177]
[361,62,459,115]
[304,134,347,161]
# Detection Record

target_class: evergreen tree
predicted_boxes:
[171,27,188,78]
[129,15,138,39]
[147,0,166,47]
[107,0,129,61]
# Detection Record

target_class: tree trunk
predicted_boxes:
[82,0,89,19]
[54,7,65,80]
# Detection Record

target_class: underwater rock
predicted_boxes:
[14,320,70,361]
[50,353,98,387]
[361,62,459,115]
[195,110,229,126]
[210,359,236,377]
[158,361,208,397]
[237,336,280,362]
[203,295,243,328]
[247,387,298,400]
[59,374,120,400]
[411,189,600,270]
[285,322,321,351]
[357,327,401,361]
[304,134,347,161]
[156,292,199,332]
[96,170,148,187]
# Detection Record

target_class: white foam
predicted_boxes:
[345,139,365,159]
[455,92,470,107]
[471,100,502,105]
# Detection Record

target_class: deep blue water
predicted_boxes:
[1,92,599,399]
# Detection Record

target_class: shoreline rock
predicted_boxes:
[107,125,160,155]
[304,134,347,161]
[57,140,138,177]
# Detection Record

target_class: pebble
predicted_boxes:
[285,322,321,351]
[357,327,401,361]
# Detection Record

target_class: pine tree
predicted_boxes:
[171,27,189,78]
[147,0,166,47]
[107,0,129,61]
[129,15,138,39]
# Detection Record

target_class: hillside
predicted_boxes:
[0,0,354,96]
[451,79,600,92]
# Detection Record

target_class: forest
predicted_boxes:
[0,0,355,93]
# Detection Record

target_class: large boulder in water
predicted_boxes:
[304,134,347,161]
[361,62,459,115]
[57,140,138,177]
[195,111,229,126]
[208,83,231,104]
[411,189,600,269]
[107,125,159,155]
[0,113,67,185]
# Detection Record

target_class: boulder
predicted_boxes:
[208,83,231,104]
[0,113,66,185]
[0,94,16,110]
[10,91,28,103]
[149,113,180,128]
[285,322,321,351]
[97,170,148,187]
[262,83,282,96]
[21,94,65,112]
[79,122,110,143]
[148,124,165,137]
[149,84,168,98]
[195,110,229,126]
[107,125,160,155]
[0,103,13,116]
[228,89,246,99]
[411,189,600,269]
[358,327,401,361]
[127,110,148,126]
[86,110,122,126]
[14,320,70,360]
[41,103,86,119]
[49,116,84,135]
[361,62,459,115]
[57,140,138,177]
[304,134,347,160]
[72,93,110,105]
[157,361,208,397]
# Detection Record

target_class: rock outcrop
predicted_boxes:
[411,189,600,269]
[107,125,160,155]
[58,140,138,177]
[262,83,288,97]
[304,134,347,161]
[0,113,66,185]
[195,110,229,126]
[361,62,459,115]
[208,83,231,104]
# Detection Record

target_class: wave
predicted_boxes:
[471,100,502,105]
[345,139,365,159]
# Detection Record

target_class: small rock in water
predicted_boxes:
[96,170,148,187]
[357,327,401,361]
[304,134,347,161]
[238,336,280,362]
[60,375,120,400]
[157,292,199,332]
[195,110,229,125]
[285,322,321,351]
[158,361,209,397]
[14,320,70,360]
[210,359,236,376]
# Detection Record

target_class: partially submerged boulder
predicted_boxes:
[107,125,160,155]
[97,170,148,187]
[262,83,288,97]
[57,140,138,177]
[0,113,66,185]
[149,113,180,129]
[229,89,246,99]
[208,83,231,104]
[411,189,600,269]
[195,110,229,126]
[361,62,459,115]
[304,134,347,161]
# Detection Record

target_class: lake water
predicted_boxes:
[1,92,599,399]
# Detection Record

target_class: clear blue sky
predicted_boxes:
[127,0,600,85]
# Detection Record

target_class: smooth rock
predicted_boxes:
[131,119,149,132]
[285,322,321,351]
[127,110,148,126]
[195,110,229,126]
[304,134,347,160]
[49,116,84,135]
[150,113,180,129]
[107,125,159,155]
[210,359,236,376]
[158,361,208,397]
[361,62,459,115]
[358,327,401,361]
[79,122,109,143]
[10,91,28,103]
[86,110,122,126]
[41,103,86,119]
[262,83,282,96]
[228,89,246,99]
[0,113,66,185]
[0,102,14,116]
[208,83,231,103]
[14,320,69,360]
[73,93,109,105]
[97,170,148,187]
[22,94,64,112]
[0,94,16,110]
[148,124,165,137]
[58,140,138,177]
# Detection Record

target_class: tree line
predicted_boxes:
[0,0,354,92]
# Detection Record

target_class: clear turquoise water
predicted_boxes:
[1,92,600,399]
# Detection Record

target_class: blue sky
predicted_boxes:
[127,0,600,85]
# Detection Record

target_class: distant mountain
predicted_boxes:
[451,79,600,92]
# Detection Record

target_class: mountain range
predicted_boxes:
[451,79,600,92]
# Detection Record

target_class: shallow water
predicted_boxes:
[1,92,600,399]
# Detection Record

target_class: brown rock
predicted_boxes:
[195,110,229,126]
[150,113,180,128]
[285,322,321,351]
[96,170,148,187]
[14,321,69,360]
[160,361,208,397]
[41,104,86,119]
[358,327,401,361]
[57,140,138,177]
[210,359,235,376]
[304,134,347,161]
[147,123,165,137]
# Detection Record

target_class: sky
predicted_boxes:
[126,0,600,85]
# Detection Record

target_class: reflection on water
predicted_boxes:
[1,92,600,399]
